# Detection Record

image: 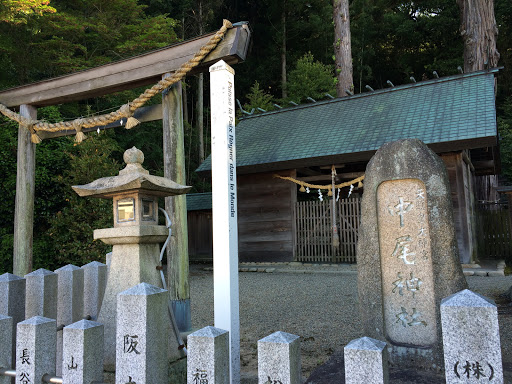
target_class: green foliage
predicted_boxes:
[0,108,123,272]
[498,98,512,182]
[243,81,275,114]
[0,107,77,273]
[0,0,56,24]
[496,0,512,104]
[0,117,18,273]
[0,0,179,85]
[287,52,336,102]
[350,0,462,91]
[45,132,121,269]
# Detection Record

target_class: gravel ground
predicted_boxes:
[189,265,512,382]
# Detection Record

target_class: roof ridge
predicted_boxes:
[239,67,501,121]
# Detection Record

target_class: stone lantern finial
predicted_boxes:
[119,146,148,175]
[123,146,144,164]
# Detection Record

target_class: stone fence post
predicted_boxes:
[25,268,57,319]
[82,261,107,321]
[187,326,230,384]
[441,289,503,383]
[116,283,169,384]
[55,264,84,375]
[63,319,104,383]
[344,336,389,384]
[257,331,301,384]
[0,315,12,384]
[0,273,25,367]
[16,316,56,384]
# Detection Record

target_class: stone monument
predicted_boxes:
[357,139,467,370]
[73,147,190,370]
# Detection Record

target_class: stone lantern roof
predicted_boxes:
[72,147,191,198]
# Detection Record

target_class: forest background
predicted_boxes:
[0,0,511,271]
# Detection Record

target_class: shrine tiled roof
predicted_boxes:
[197,69,498,174]
[186,192,212,211]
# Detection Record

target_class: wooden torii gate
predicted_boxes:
[0,21,250,329]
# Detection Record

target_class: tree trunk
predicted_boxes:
[457,0,500,73]
[333,0,353,97]
[197,1,205,161]
[182,79,188,123]
[281,0,287,99]
[457,0,500,263]
[198,73,204,161]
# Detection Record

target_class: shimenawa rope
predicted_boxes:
[273,174,365,196]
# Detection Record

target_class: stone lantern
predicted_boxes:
[72,146,190,369]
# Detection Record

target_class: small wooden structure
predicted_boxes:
[198,69,500,264]
[295,197,361,263]
[476,201,512,260]
[186,193,213,261]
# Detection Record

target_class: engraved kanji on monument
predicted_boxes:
[357,139,467,370]
[441,289,503,383]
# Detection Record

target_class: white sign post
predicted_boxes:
[209,60,240,384]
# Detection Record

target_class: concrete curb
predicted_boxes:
[201,263,504,277]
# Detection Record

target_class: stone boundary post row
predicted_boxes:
[1,315,104,384]
[0,263,107,373]
[187,328,302,384]
[1,282,174,384]
[342,288,504,383]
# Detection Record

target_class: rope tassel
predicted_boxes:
[31,132,42,144]
[28,125,42,144]
[73,119,86,143]
[26,122,42,144]
[125,116,140,129]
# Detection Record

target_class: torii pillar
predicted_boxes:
[163,77,191,332]
[13,105,36,277]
